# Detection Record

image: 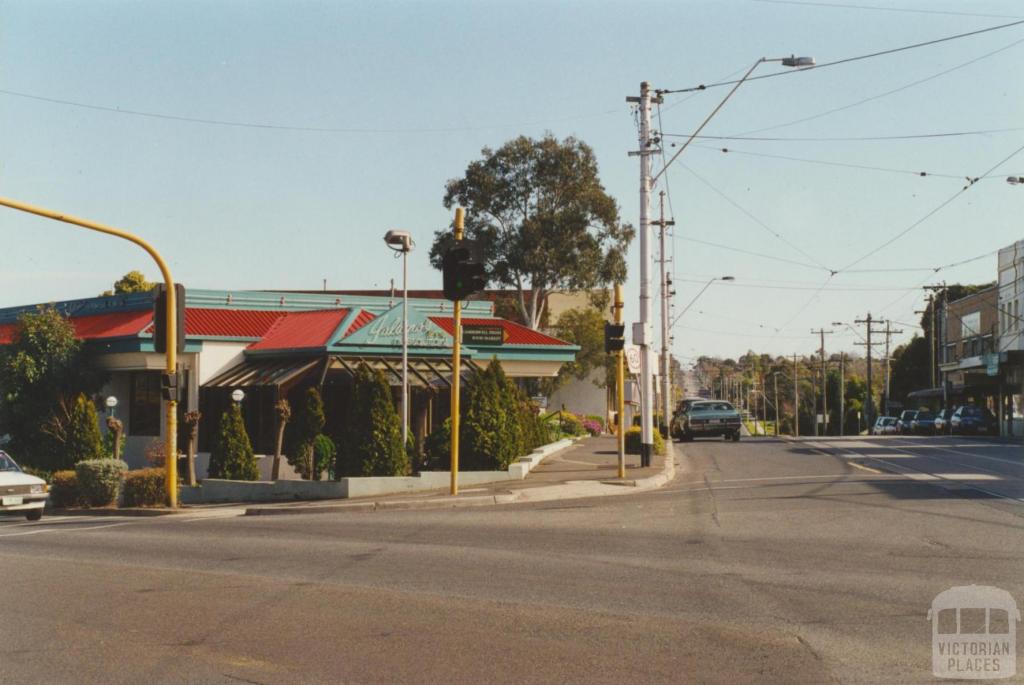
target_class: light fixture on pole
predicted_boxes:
[105,395,118,417]
[384,229,413,449]
[1007,176,1024,185]
[670,276,734,328]
[631,52,812,466]
[231,389,245,404]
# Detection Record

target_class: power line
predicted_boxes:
[659,19,1024,94]
[749,0,1024,20]
[840,140,1024,271]
[677,236,826,271]
[0,87,621,134]
[734,35,1024,137]
[661,127,1024,143]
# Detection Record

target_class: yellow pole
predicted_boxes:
[450,207,464,496]
[614,284,626,479]
[0,197,179,508]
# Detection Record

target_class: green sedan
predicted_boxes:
[672,400,742,442]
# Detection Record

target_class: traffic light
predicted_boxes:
[160,371,180,402]
[442,240,487,301]
[604,322,625,353]
[153,283,186,354]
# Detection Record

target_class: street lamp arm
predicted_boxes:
[651,58,765,184]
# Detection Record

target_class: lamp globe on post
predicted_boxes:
[231,389,245,404]
[105,395,118,418]
[384,229,413,449]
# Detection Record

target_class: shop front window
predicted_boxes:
[130,372,161,437]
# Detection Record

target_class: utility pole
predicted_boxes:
[653,190,675,436]
[793,353,800,437]
[773,372,779,437]
[882,320,903,415]
[811,328,833,436]
[839,352,845,436]
[450,208,465,496]
[627,81,661,468]
[924,283,947,404]
[855,313,886,431]
[760,373,768,436]
[614,284,626,479]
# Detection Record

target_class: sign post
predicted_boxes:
[614,285,626,479]
[450,208,464,496]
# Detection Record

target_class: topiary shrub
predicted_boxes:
[75,459,127,507]
[339,364,409,477]
[312,434,336,480]
[556,412,586,437]
[49,470,81,508]
[624,427,665,456]
[287,387,326,479]
[423,419,452,470]
[585,415,606,430]
[65,393,105,467]
[208,404,259,480]
[462,361,522,470]
[122,468,166,507]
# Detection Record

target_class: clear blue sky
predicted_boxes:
[3,0,1023,362]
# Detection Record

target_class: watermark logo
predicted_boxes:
[929,585,1020,679]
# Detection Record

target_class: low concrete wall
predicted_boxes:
[180,437,577,505]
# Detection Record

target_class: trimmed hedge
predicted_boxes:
[122,468,166,507]
[49,470,81,508]
[624,427,665,456]
[209,404,259,480]
[75,459,127,507]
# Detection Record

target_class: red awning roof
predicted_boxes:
[248,309,349,351]
[428,317,571,346]
[0,310,152,345]
[343,309,376,337]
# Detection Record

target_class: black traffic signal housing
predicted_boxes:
[604,322,625,353]
[442,240,487,301]
[160,371,180,402]
[153,283,186,354]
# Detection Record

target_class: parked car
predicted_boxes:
[911,411,936,435]
[932,409,953,435]
[672,400,742,442]
[950,405,998,435]
[897,410,918,435]
[0,451,47,521]
[871,416,898,435]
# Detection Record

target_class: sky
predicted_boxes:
[2,0,1023,363]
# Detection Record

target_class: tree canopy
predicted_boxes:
[430,134,633,329]
[102,270,155,296]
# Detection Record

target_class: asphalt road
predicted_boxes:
[2,436,1022,684]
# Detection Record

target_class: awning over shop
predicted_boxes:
[204,357,322,388]
[324,354,483,390]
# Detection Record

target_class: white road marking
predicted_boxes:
[0,521,134,538]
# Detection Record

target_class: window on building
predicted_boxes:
[130,372,161,437]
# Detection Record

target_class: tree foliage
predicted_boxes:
[287,387,326,479]
[0,306,105,470]
[208,404,259,480]
[63,393,105,469]
[103,270,155,296]
[549,306,610,390]
[337,365,408,477]
[430,134,634,329]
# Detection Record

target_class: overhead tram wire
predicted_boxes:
[840,140,1024,272]
[749,0,1024,20]
[657,18,1024,95]
[733,35,1024,138]
[678,236,826,272]
[660,127,1024,143]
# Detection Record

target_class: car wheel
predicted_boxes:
[25,509,42,522]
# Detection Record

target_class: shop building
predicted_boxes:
[0,289,578,475]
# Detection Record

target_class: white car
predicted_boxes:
[870,417,899,436]
[0,451,48,520]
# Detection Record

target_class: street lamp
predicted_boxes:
[670,276,734,328]
[384,229,413,449]
[1007,176,1024,185]
[105,395,118,417]
[231,389,245,404]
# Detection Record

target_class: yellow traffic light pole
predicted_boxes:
[614,284,626,479]
[0,197,179,507]
[450,207,464,496]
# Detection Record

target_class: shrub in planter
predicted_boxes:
[581,419,603,436]
[556,412,586,437]
[75,459,127,507]
[624,427,665,456]
[49,470,81,508]
[122,468,166,507]
[423,418,452,470]
[312,434,336,480]
[208,404,259,480]
[339,364,409,477]
[64,393,105,468]
[584,415,606,431]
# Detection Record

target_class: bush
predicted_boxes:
[64,393,105,468]
[423,418,451,470]
[312,434,336,480]
[122,468,166,507]
[581,419,603,436]
[75,459,127,507]
[208,404,259,480]
[584,415,606,430]
[624,427,665,456]
[287,387,326,479]
[555,412,586,437]
[338,364,409,477]
[462,361,522,470]
[49,470,80,508]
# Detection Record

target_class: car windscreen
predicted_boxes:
[916,413,934,420]
[0,451,21,472]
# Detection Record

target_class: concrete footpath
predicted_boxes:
[241,435,679,516]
